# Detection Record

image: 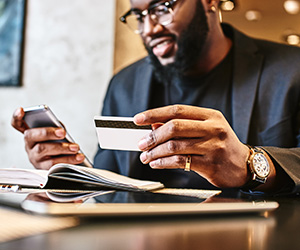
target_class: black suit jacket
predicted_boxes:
[94,24,300,193]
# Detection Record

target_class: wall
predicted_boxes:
[114,0,146,74]
[0,0,116,169]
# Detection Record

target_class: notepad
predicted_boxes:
[0,164,164,192]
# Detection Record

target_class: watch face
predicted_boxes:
[253,153,270,178]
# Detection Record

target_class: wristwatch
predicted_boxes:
[243,145,271,190]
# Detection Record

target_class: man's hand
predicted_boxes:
[11,107,85,170]
[134,105,251,188]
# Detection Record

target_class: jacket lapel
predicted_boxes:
[231,28,264,143]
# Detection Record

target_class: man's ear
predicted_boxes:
[201,0,220,13]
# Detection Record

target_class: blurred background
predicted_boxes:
[115,0,300,72]
[0,0,299,169]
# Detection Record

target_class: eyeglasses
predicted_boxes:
[120,0,178,34]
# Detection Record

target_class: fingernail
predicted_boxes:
[15,108,22,118]
[76,154,85,161]
[149,160,159,168]
[69,144,79,152]
[55,128,65,138]
[140,152,147,163]
[138,139,148,150]
[134,113,145,124]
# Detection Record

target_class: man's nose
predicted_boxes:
[142,15,163,36]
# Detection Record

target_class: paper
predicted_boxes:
[0,164,164,192]
[0,168,48,188]
[152,188,222,199]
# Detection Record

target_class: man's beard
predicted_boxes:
[145,1,209,83]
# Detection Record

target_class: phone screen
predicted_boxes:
[24,104,62,129]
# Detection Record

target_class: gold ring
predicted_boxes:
[184,155,191,171]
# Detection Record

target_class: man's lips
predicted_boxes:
[149,37,175,58]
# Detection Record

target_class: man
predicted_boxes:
[12,0,300,194]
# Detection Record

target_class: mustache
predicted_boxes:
[143,34,176,51]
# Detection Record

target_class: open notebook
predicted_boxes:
[0,163,164,192]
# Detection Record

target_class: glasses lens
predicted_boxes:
[151,5,173,25]
[122,2,174,34]
[125,14,143,34]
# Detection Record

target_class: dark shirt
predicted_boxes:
[150,48,234,125]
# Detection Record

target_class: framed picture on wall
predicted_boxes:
[0,0,26,87]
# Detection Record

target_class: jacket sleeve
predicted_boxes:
[263,147,300,194]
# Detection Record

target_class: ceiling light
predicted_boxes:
[284,0,300,14]
[245,10,262,21]
[286,34,300,45]
[220,0,235,11]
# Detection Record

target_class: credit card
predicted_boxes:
[94,116,152,151]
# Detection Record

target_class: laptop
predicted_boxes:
[0,189,278,217]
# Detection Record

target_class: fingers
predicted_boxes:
[27,141,85,170]
[140,138,206,164]
[11,107,28,133]
[135,105,228,152]
[146,154,213,177]
[147,154,187,170]
[32,153,85,170]
[139,139,217,175]
[138,118,224,151]
[27,141,78,160]
[23,127,85,170]
[134,105,215,125]
[24,127,66,149]
[144,153,236,187]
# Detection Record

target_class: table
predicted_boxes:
[0,193,300,250]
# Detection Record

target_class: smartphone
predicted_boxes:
[23,104,93,168]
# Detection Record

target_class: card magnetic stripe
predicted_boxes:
[95,120,152,130]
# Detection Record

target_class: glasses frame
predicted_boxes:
[120,0,178,34]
